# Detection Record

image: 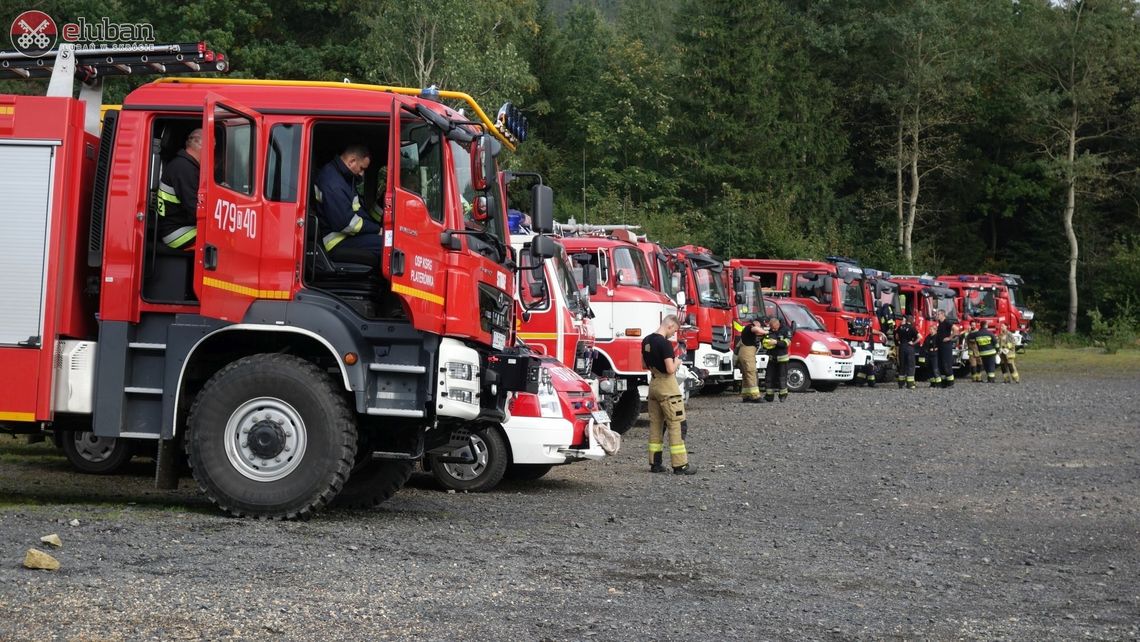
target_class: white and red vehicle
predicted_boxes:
[734,296,855,392]
[426,354,607,492]
[668,245,735,392]
[558,225,680,433]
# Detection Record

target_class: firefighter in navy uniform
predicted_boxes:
[934,310,957,388]
[314,144,379,264]
[642,314,695,475]
[156,128,202,250]
[923,332,942,387]
[895,315,918,389]
[761,317,792,402]
[974,323,999,383]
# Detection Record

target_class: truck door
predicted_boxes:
[384,99,447,333]
[196,94,266,322]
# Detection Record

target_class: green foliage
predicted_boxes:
[1088,300,1138,354]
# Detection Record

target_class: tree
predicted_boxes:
[1018,0,1140,333]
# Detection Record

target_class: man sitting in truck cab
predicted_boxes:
[156,128,202,250]
[314,144,380,264]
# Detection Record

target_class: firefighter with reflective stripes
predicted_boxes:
[156,128,202,250]
[314,144,380,263]
[974,323,999,383]
[997,322,1021,383]
[895,315,918,389]
[923,333,942,387]
[934,310,957,388]
[735,307,766,403]
[761,317,792,402]
[642,314,694,475]
[966,320,983,382]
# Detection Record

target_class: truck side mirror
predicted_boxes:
[670,273,682,293]
[732,268,743,288]
[529,234,558,259]
[471,133,496,192]
[471,195,490,222]
[528,280,547,299]
[531,184,554,234]
[675,291,687,308]
[585,264,599,295]
[734,292,743,305]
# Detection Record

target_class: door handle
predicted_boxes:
[203,244,218,271]
[391,249,405,276]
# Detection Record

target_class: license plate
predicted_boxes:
[838,365,852,373]
[591,410,610,424]
[492,331,506,350]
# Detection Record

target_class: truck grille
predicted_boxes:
[711,325,731,352]
[478,283,511,336]
[847,317,871,337]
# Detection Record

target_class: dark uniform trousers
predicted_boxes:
[938,340,956,386]
[897,344,916,388]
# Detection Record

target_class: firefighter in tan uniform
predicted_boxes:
[966,320,983,382]
[734,306,767,403]
[642,315,695,475]
[997,322,1021,383]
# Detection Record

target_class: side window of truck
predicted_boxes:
[213,105,255,195]
[265,123,301,202]
[796,274,822,302]
[399,124,444,223]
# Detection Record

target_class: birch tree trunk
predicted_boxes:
[896,115,905,255]
[1063,114,1079,334]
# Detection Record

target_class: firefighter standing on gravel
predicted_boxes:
[762,317,792,402]
[966,320,983,382]
[642,314,695,475]
[934,310,957,388]
[974,322,999,383]
[895,315,918,389]
[997,322,1021,383]
[736,310,767,403]
[923,331,942,387]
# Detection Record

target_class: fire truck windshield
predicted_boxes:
[554,248,587,314]
[964,288,998,317]
[841,277,868,312]
[450,140,507,262]
[612,247,652,289]
[926,295,958,319]
[778,301,825,331]
[694,266,729,308]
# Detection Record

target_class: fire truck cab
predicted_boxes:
[729,258,886,372]
[670,245,735,392]
[0,44,552,518]
[558,225,679,434]
[937,273,1032,346]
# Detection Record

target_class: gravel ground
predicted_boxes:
[1,363,1138,641]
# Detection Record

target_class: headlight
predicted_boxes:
[448,389,474,404]
[702,353,719,367]
[446,362,474,381]
[810,341,830,356]
[599,378,615,394]
[1022,311,1034,321]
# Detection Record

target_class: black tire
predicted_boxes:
[60,431,134,474]
[877,362,897,385]
[814,381,839,392]
[505,464,555,481]
[610,387,641,435]
[185,354,357,520]
[334,459,415,509]
[428,426,509,492]
[786,362,811,393]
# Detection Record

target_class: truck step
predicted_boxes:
[365,408,425,418]
[369,363,427,374]
[124,386,163,395]
[127,342,167,350]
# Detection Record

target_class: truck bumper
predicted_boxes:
[503,415,603,465]
[804,354,855,382]
[695,342,734,384]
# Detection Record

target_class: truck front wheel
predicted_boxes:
[610,388,640,435]
[60,431,133,474]
[786,362,811,393]
[186,354,357,519]
[429,427,509,492]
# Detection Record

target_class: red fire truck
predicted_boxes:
[558,225,679,434]
[669,245,735,392]
[936,273,1033,346]
[890,276,967,373]
[728,258,887,373]
[0,44,552,519]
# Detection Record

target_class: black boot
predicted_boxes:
[673,464,696,475]
[650,452,665,473]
